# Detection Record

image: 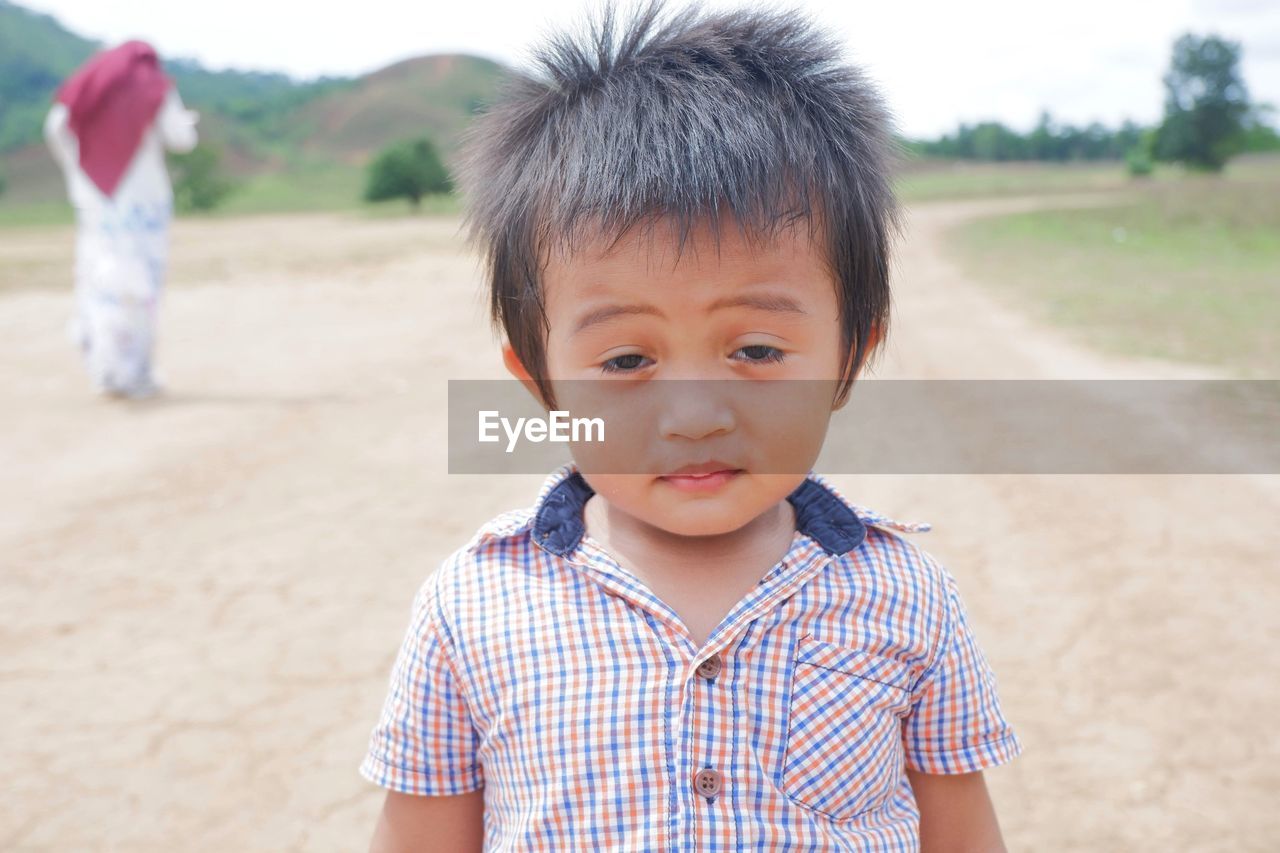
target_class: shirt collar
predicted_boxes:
[531,463,894,558]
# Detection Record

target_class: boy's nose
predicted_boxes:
[656,380,737,440]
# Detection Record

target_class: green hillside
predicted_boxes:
[0,1,347,155]
[0,0,97,151]
[293,54,505,165]
[0,0,509,212]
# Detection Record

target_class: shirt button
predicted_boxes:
[695,653,722,680]
[693,768,723,798]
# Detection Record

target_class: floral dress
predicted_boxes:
[44,87,197,397]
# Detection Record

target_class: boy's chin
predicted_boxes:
[649,510,751,538]
[638,484,792,538]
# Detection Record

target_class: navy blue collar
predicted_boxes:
[532,471,866,557]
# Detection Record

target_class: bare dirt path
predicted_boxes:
[1,200,1276,851]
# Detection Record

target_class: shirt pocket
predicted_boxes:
[780,636,913,821]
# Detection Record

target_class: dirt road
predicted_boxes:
[2,200,1276,851]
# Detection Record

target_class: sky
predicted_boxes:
[17,0,1280,138]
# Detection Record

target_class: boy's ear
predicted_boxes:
[832,323,883,411]
[502,343,548,408]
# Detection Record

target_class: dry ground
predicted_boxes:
[1,198,1277,851]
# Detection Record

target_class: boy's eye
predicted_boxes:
[600,353,651,373]
[733,344,786,364]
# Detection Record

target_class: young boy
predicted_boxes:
[361,3,1021,850]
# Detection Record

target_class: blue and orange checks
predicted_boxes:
[362,463,1021,849]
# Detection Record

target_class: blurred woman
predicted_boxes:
[44,40,198,399]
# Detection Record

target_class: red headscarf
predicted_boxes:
[55,40,173,197]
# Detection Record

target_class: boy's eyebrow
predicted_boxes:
[707,293,808,315]
[572,303,665,335]
[571,292,809,336]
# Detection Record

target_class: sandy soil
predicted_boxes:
[1,199,1276,851]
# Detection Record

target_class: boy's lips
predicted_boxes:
[658,462,743,493]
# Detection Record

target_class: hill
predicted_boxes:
[292,54,506,165]
[0,0,509,209]
[0,0,348,156]
[0,0,98,152]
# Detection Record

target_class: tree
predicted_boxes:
[1027,111,1056,161]
[1240,103,1280,153]
[1155,34,1250,172]
[364,137,451,209]
[169,144,234,212]
[1125,135,1155,178]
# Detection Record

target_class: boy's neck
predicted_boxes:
[582,493,798,581]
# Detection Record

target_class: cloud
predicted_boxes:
[1192,0,1278,18]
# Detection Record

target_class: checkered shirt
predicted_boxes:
[361,464,1021,850]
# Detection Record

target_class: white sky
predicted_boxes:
[17,0,1280,138]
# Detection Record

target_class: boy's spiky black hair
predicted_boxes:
[456,0,900,405]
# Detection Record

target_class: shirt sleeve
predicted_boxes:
[360,577,484,795]
[902,568,1022,774]
[43,104,75,171]
[156,87,199,154]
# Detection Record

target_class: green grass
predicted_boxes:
[211,162,364,215]
[0,200,72,227]
[358,192,463,219]
[948,163,1280,376]
[0,162,464,227]
[209,163,463,218]
[891,157,1280,202]
[895,160,1132,201]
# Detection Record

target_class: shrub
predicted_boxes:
[1125,146,1154,178]
[169,144,234,212]
[364,137,451,208]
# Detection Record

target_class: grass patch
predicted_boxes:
[948,167,1280,376]
[199,161,462,219]
[895,154,1280,202]
[0,200,73,228]
[895,160,1130,201]
[212,162,365,215]
[0,164,464,228]
[358,192,463,219]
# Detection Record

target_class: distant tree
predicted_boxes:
[1155,34,1250,171]
[1240,103,1280,153]
[1114,120,1146,159]
[1027,111,1057,160]
[968,122,1028,161]
[1125,135,1155,178]
[0,163,7,197]
[364,137,451,209]
[915,114,1151,163]
[169,144,234,212]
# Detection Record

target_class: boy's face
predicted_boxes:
[514,215,860,538]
